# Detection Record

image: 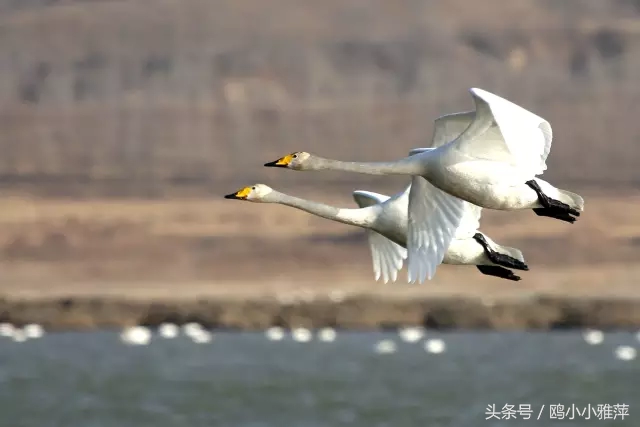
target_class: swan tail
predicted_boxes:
[527,179,584,223]
[490,243,526,265]
[473,233,529,271]
[555,188,585,213]
[486,243,529,271]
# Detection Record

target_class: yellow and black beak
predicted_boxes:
[224,186,252,200]
[264,154,293,168]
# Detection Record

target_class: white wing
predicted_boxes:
[352,190,390,207]
[353,190,408,283]
[406,112,483,272]
[453,203,483,239]
[364,229,407,283]
[406,176,467,283]
[408,111,476,158]
[431,111,477,148]
[408,147,432,157]
[451,88,553,178]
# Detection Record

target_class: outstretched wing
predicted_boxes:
[352,190,390,208]
[408,147,432,157]
[409,111,484,245]
[449,88,553,178]
[406,176,467,283]
[431,110,477,148]
[407,110,475,157]
[364,229,407,283]
[453,203,483,239]
[352,190,407,283]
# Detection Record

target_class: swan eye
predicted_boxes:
[292,154,298,159]
[251,186,256,190]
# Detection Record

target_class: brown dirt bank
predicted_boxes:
[2,294,640,331]
[0,192,638,285]
[0,192,638,331]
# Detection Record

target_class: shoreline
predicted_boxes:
[2,293,640,331]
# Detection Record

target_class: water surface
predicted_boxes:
[0,331,636,427]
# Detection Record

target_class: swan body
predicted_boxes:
[350,187,517,269]
[264,88,584,281]
[224,178,528,283]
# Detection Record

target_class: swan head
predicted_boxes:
[224,184,275,203]
[264,151,313,170]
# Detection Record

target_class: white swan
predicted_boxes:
[189,329,213,344]
[398,326,424,342]
[614,345,637,361]
[23,324,44,339]
[318,327,337,342]
[224,180,528,284]
[424,338,446,354]
[291,327,313,342]
[158,323,179,339]
[374,339,397,354]
[264,88,584,281]
[120,326,152,345]
[0,323,15,337]
[265,326,285,341]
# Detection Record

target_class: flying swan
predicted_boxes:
[224,179,529,284]
[264,88,584,282]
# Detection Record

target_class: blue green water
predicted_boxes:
[0,331,636,427]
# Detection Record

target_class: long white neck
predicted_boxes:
[270,192,377,228]
[309,155,426,176]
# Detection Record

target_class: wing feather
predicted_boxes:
[408,110,476,158]
[431,111,476,148]
[352,190,390,207]
[453,203,483,239]
[411,110,484,241]
[407,176,467,283]
[353,190,407,283]
[450,88,553,178]
[366,230,407,283]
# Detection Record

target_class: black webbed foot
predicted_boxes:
[525,180,579,223]
[473,233,529,271]
[476,265,521,281]
[532,207,576,224]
